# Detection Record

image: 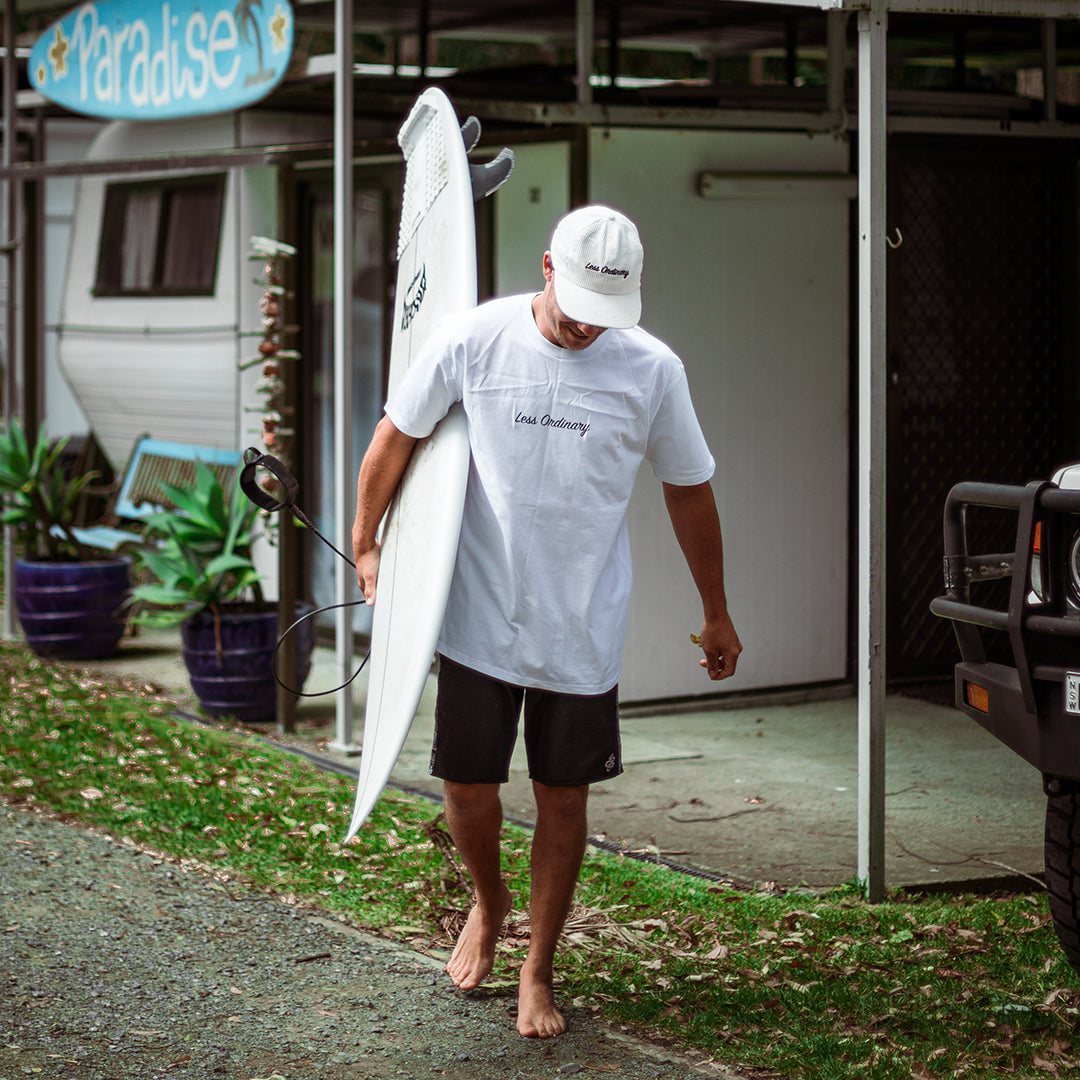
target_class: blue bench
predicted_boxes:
[61,437,243,553]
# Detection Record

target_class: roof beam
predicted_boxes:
[733,0,1080,17]
[0,143,340,181]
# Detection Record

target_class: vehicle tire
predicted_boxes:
[1045,788,1080,973]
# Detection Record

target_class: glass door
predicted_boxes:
[300,173,398,636]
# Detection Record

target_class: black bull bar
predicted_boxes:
[930,478,1080,782]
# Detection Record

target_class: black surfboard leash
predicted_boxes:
[239,446,370,698]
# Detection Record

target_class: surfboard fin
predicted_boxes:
[470,147,516,202]
[458,113,514,201]
[460,115,481,153]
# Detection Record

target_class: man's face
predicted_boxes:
[536,252,607,351]
[541,288,606,351]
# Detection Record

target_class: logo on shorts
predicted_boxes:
[604,753,617,772]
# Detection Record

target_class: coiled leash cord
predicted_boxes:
[239,447,370,698]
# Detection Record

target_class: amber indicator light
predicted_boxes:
[964,681,990,714]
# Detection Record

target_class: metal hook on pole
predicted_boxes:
[886,226,903,250]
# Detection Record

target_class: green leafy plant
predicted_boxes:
[0,418,97,561]
[1,639,1078,1080]
[129,461,265,626]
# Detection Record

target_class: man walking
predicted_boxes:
[352,205,742,1039]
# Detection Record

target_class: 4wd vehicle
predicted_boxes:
[931,465,1080,972]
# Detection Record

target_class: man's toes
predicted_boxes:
[516,1014,566,1039]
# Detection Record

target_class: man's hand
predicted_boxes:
[354,542,381,606]
[351,417,419,608]
[694,611,743,681]
[663,480,742,682]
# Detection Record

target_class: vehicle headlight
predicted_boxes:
[1068,529,1080,602]
[1032,521,1046,602]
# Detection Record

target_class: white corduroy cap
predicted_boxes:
[549,205,643,329]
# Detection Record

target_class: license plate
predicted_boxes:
[1066,673,1080,715]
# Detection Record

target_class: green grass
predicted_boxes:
[1,639,1078,1079]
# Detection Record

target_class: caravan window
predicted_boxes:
[95,175,225,296]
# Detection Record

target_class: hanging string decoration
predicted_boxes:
[239,236,301,521]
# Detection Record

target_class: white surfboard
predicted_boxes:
[344,89,513,841]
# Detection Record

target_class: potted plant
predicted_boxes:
[129,460,314,724]
[0,418,132,660]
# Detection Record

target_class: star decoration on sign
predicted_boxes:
[48,24,69,79]
[270,5,289,51]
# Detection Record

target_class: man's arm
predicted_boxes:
[662,480,742,681]
[352,416,419,605]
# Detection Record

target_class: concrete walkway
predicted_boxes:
[78,628,1048,894]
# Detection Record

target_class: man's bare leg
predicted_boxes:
[443,781,513,992]
[517,781,589,1039]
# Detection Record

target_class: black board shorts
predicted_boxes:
[430,654,623,787]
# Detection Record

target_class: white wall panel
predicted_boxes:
[59,334,238,467]
[590,128,851,701]
[42,120,103,437]
[494,141,569,296]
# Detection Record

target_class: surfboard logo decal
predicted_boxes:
[401,263,427,330]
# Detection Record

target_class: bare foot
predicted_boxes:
[445,884,512,991]
[516,963,566,1039]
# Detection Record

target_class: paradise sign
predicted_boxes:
[28,0,294,120]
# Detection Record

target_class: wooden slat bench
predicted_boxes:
[60,437,244,553]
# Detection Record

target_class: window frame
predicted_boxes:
[93,173,226,298]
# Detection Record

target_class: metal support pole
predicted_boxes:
[2,0,16,641]
[785,16,798,87]
[607,1,620,88]
[331,0,360,754]
[1043,18,1058,123]
[577,0,594,106]
[826,9,847,122]
[276,166,299,736]
[953,26,967,90]
[857,5,888,903]
[418,0,430,79]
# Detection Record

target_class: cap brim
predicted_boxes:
[553,276,641,330]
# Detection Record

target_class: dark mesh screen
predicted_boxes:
[887,138,1078,677]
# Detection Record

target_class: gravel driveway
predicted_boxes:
[2,808,745,1079]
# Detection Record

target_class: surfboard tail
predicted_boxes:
[396,93,451,259]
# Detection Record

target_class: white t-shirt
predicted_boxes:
[385,293,715,694]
